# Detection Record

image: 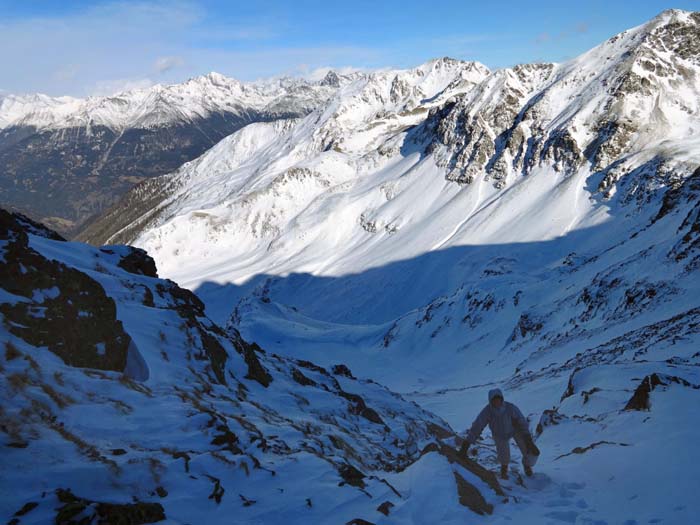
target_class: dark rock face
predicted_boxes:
[376,501,394,516]
[337,389,386,426]
[536,408,567,437]
[75,173,176,245]
[5,210,66,241]
[338,463,367,488]
[430,442,504,497]
[152,279,230,385]
[453,471,494,515]
[660,167,700,269]
[12,501,38,518]
[0,112,294,237]
[55,488,165,525]
[332,363,355,378]
[416,442,500,515]
[0,209,131,372]
[624,373,694,410]
[234,336,273,387]
[114,247,159,278]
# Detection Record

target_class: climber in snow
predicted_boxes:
[460,388,539,480]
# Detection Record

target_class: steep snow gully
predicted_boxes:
[2,8,700,525]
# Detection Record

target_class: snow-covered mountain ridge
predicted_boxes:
[89,10,700,279]
[0,70,352,236]
[0,71,352,131]
[77,56,490,246]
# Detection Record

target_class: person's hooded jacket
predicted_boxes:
[465,388,530,443]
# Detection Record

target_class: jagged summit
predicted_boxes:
[319,70,342,87]
[430,8,700,188]
[199,70,234,84]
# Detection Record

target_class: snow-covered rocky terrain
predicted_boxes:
[3,7,700,525]
[0,72,349,235]
[1,209,510,524]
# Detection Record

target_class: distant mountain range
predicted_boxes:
[0,71,354,235]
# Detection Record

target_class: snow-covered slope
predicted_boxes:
[1,209,514,524]
[99,10,699,286]
[73,10,700,523]
[0,71,350,236]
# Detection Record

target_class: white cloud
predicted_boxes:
[154,56,186,74]
[0,1,504,97]
[0,1,203,96]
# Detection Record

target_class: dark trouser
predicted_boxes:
[494,432,534,467]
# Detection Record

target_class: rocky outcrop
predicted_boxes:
[423,10,700,195]
[114,247,159,278]
[624,373,696,410]
[55,488,165,525]
[0,209,131,372]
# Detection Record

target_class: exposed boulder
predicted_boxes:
[338,464,367,488]
[376,501,394,516]
[624,373,695,410]
[332,363,355,378]
[453,471,494,515]
[115,247,159,278]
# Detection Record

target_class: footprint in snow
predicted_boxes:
[544,509,579,523]
[521,472,553,491]
[561,481,586,490]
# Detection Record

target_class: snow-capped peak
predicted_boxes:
[0,70,346,132]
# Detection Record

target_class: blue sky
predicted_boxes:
[1,0,697,96]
